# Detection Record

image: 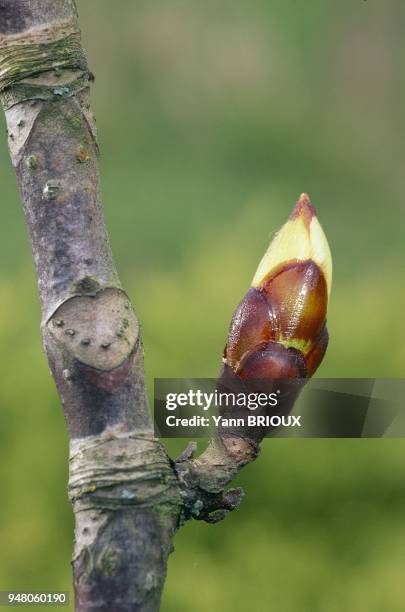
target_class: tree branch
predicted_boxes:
[0,2,332,610]
[0,2,180,610]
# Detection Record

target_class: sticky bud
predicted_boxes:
[224,194,332,378]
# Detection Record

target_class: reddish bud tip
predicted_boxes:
[289,193,316,224]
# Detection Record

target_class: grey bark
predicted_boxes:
[0,2,262,610]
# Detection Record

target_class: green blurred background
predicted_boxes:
[0,1,404,610]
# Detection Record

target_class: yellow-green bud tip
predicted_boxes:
[252,194,332,296]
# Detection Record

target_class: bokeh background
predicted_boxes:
[0,1,405,610]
